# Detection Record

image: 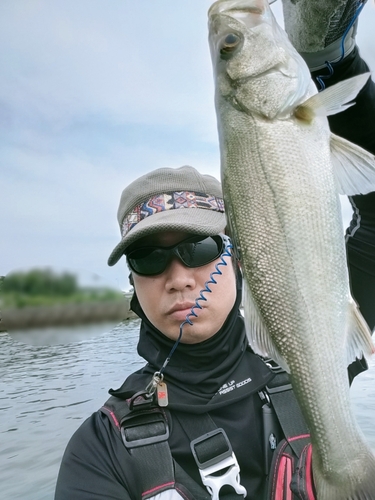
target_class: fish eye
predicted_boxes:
[220,33,241,57]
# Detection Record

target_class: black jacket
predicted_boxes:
[55,48,375,500]
[55,278,276,500]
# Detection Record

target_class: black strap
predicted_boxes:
[174,411,246,500]
[264,365,309,458]
[173,462,211,500]
[174,411,232,469]
[101,396,174,497]
[122,408,174,497]
[101,396,214,499]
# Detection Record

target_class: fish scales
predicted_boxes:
[208,1,375,499]
[224,117,352,421]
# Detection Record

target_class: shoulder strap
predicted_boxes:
[260,362,315,500]
[101,395,175,498]
[260,361,310,458]
[101,396,247,500]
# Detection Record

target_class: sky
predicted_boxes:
[1,0,375,292]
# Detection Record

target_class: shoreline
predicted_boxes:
[0,296,138,330]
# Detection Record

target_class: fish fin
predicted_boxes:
[299,73,371,117]
[346,299,375,366]
[313,453,375,500]
[330,133,375,195]
[243,279,290,372]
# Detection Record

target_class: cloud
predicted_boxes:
[1,0,374,290]
[0,1,217,131]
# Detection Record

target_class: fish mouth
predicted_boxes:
[209,0,267,18]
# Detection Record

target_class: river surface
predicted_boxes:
[1,320,375,500]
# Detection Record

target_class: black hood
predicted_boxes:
[110,270,273,413]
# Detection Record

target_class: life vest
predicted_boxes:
[99,360,318,500]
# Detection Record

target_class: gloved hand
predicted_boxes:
[281,0,368,70]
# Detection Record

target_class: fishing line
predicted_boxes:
[315,1,366,91]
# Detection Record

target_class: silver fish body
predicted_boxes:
[208,1,375,499]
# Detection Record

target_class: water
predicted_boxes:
[1,322,375,500]
[0,320,144,500]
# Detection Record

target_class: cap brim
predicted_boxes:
[107,208,226,266]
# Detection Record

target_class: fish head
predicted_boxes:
[208,0,313,119]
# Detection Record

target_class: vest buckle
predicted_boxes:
[190,428,247,500]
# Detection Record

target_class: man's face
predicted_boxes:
[130,231,237,344]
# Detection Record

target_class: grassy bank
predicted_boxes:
[0,269,136,329]
[1,288,126,309]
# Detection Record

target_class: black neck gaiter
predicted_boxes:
[110,272,273,413]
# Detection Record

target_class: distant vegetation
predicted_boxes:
[0,269,124,309]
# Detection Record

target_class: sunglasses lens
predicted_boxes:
[177,237,222,267]
[127,235,224,276]
[127,247,169,276]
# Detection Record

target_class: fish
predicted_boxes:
[208,0,375,499]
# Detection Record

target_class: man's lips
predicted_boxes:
[167,302,196,316]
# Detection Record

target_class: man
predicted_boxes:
[55,1,375,498]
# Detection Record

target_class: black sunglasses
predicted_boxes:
[126,234,229,277]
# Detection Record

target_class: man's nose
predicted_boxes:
[164,257,196,291]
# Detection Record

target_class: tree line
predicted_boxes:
[0,269,126,309]
[1,269,79,296]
